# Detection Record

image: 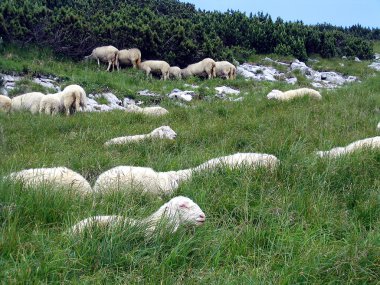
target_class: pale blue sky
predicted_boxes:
[181,0,380,28]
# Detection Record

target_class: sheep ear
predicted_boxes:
[179,201,190,209]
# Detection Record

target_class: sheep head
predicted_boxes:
[266,89,284,100]
[150,126,177,140]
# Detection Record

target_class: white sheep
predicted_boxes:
[11,92,45,114]
[267,88,322,101]
[104,126,177,147]
[60,84,87,116]
[215,61,236,80]
[93,152,278,195]
[316,136,380,158]
[181,58,216,79]
[4,167,92,195]
[85,45,119,72]
[39,93,62,115]
[138,60,170,80]
[194,153,279,172]
[125,104,169,116]
[93,166,192,195]
[70,196,206,234]
[169,66,182,80]
[0,95,12,113]
[117,48,141,69]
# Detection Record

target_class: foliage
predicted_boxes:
[0,0,377,65]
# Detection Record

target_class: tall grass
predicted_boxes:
[0,45,379,283]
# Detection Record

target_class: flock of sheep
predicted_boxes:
[85,45,237,80]
[1,46,379,237]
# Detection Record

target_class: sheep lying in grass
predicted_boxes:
[194,153,279,172]
[138,60,170,80]
[104,126,177,146]
[316,136,380,158]
[11,92,45,114]
[181,58,216,79]
[93,152,278,195]
[71,196,206,234]
[117,48,141,69]
[85,45,119,72]
[125,104,169,116]
[215,61,236,80]
[93,166,192,195]
[4,167,92,195]
[267,88,322,101]
[169,66,182,79]
[0,95,12,113]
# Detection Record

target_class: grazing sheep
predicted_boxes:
[194,153,279,172]
[125,104,169,116]
[11,92,45,114]
[267,88,322,101]
[138,60,170,80]
[215,61,236,80]
[169,66,182,80]
[316,136,380,158]
[60,84,87,116]
[4,167,92,195]
[104,126,177,146]
[71,196,206,234]
[117,48,141,69]
[0,95,12,113]
[181,58,216,79]
[85,45,119,72]
[93,166,192,195]
[39,93,62,115]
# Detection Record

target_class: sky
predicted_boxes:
[181,0,380,28]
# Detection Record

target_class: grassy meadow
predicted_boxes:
[0,44,380,284]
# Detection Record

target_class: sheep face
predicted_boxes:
[164,196,206,227]
[151,126,177,140]
[266,89,283,100]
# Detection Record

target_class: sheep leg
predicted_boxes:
[107,61,112,72]
[97,59,100,66]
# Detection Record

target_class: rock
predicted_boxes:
[339,63,344,67]
[167,89,196,102]
[33,77,60,91]
[237,63,283,81]
[123,97,136,106]
[215,86,240,95]
[342,56,347,59]
[137,89,161,97]
[377,122,380,131]
[183,83,199,89]
[85,93,126,112]
[0,74,21,90]
[369,62,380,71]
[285,77,297,85]
[354,57,361,62]
[375,53,380,61]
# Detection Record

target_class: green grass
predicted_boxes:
[0,45,380,284]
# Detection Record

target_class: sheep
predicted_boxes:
[267,88,322,101]
[169,66,182,80]
[117,48,141,69]
[181,58,216,79]
[316,136,380,158]
[194,153,279,172]
[11,92,45,114]
[104,126,177,147]
[93,166,193,195]
[4,167,93,195]
[84,45,119,72]
[60,84,87,116]
[39,93,62,115]
[125,104,169,116]
[138,60,170,80]
[215,61,236,80]
[70,196,206,234]
[0,95,12,113]
[93,152,278,195]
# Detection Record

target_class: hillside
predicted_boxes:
[0,42,380,283]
